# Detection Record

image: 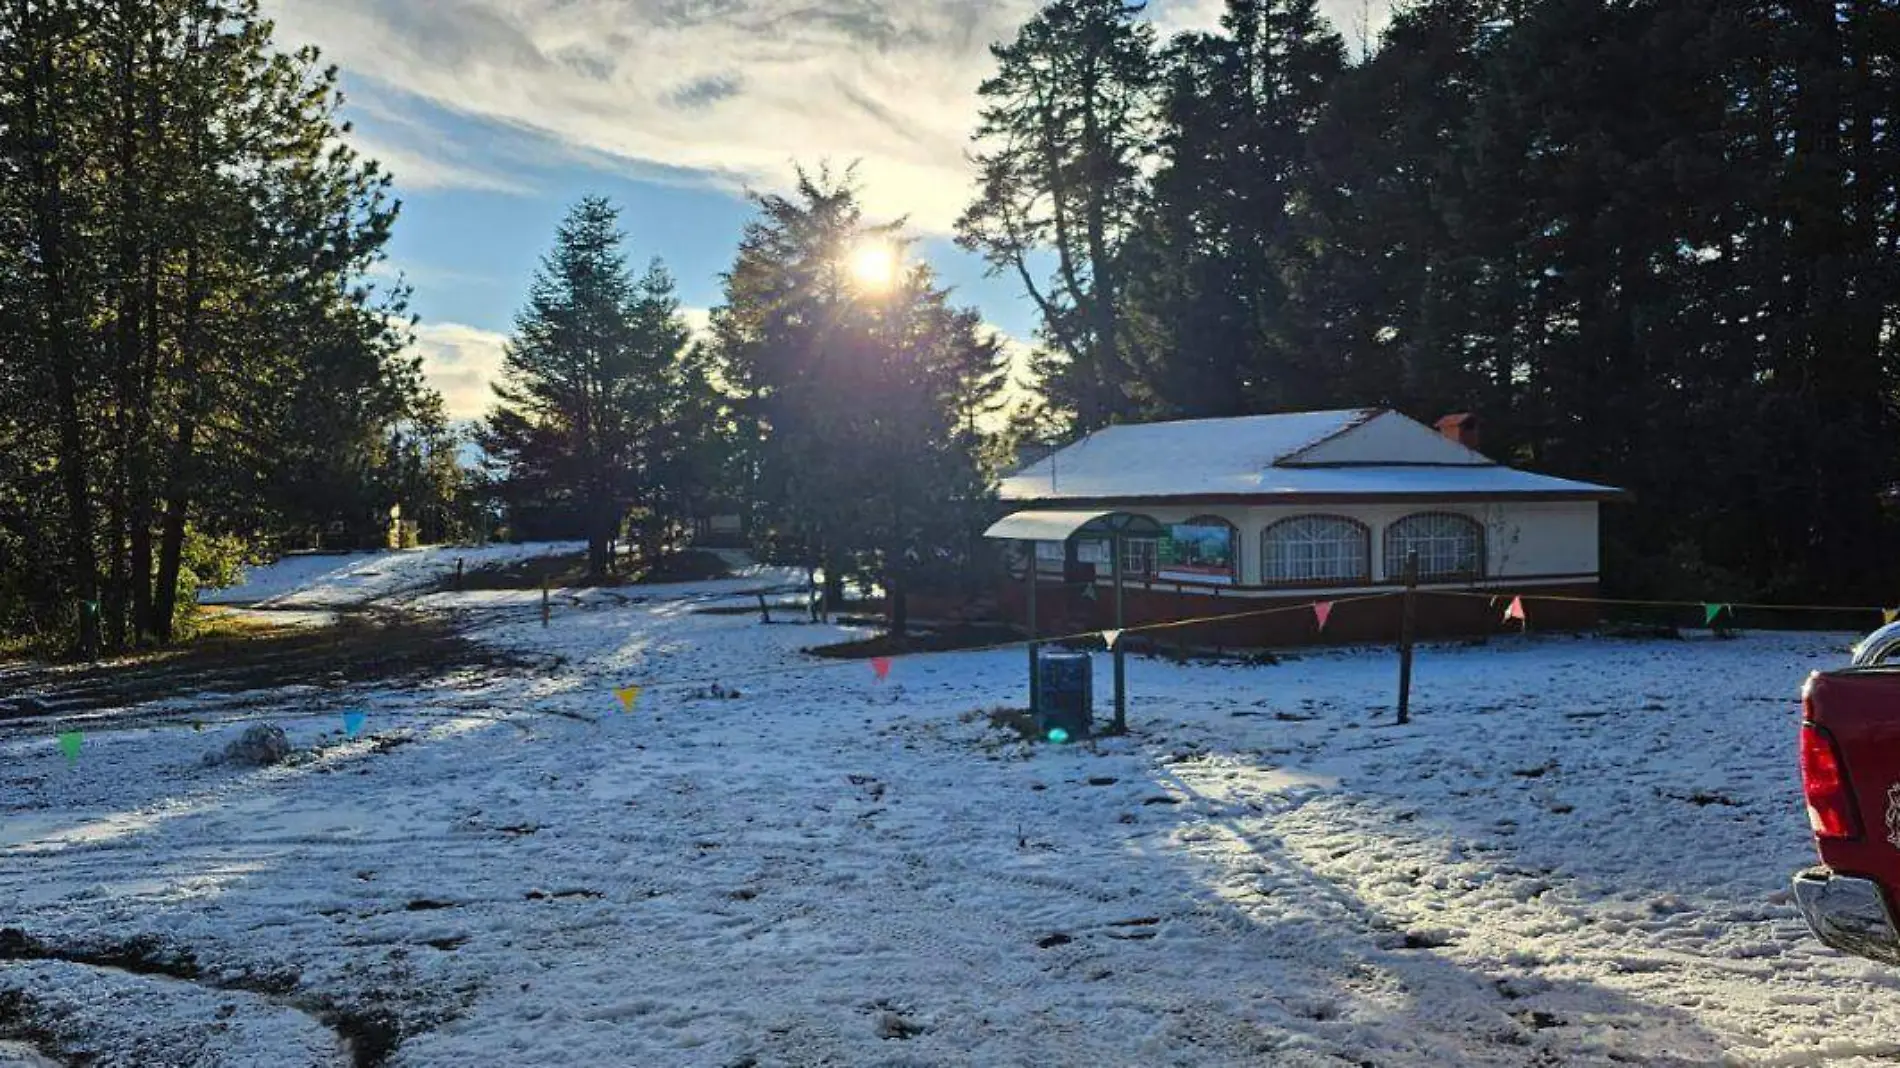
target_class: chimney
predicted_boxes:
[1435,412,1480,452]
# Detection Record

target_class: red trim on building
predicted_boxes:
[1001,489,1629,507]
[984,581,1600,650]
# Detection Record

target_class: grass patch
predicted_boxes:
[0,607,537,725]
[982,706,1039,741]
[0,605,301,669]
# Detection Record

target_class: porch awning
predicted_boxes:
[983,509,1167,541]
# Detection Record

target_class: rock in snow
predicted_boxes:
[221,723,290,767]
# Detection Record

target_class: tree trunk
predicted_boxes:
[22,20,101,658]
[587,504,611,577]
[822,545,845,619]
[888,567,908,638]
[151,234,204,644]
[151,411,197,643]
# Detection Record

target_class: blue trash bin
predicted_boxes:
[1036,650,1093,739]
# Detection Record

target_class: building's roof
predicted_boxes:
[998,408,1622,502]
[984,509,1167,542]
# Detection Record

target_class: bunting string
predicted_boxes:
[21,583,1900,763]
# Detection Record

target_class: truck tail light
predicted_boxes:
[1800,721,1861,840]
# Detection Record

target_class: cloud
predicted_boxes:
[252,0,1163,231]
[409,322,511,422]
[680,306,714,342]
[979,322,1039,433]
[267,1,1393,229]
[345,131,534,194]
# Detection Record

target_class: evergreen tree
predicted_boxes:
[0,0,425,649]
[480,197,693,577]
[1123,0,1346,417]
[957,0,1157,431]
[714,168,1007,633]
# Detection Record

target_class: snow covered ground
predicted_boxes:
[3,546,1897,1066]
[199,542,586,611]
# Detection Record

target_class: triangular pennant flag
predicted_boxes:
[343,711,367,738]
[1503,596,1526,623]
[1102,629,1122,649]
[614,685,642,712]
[57,731,81,763]
[871,657,892,682]
[1703,603,1726,627]
[1884,608,1898,626]
[1313,601,1333,631]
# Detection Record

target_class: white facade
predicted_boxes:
[1055,500,1598,590]
[1003,409,1620,595]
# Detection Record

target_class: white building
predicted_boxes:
[992,408,1624,644]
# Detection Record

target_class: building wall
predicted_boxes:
[993,579,1600,650]
[985,497,1602,648]
[1049,499,1599,586]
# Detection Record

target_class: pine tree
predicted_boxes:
[480,197,692,577]
[1123,0,1346,417]
[957,0,1157,432]
[0,0,422,649]
[714,168,1007,632]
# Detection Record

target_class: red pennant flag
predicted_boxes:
[1503,596,1526,623]
[871,657,892,681]
[1313,601,1333,631]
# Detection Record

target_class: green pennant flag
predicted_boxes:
[57,731,82,763]
[1704,603,1726,626]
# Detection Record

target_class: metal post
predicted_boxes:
[541,579,551,629]
[1397,550,1418,725]
[1112,534,1127,735]
[1026,544,1040,718]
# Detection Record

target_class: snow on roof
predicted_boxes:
[998,408,1622,501]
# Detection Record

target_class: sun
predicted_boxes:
[848,240,898,291]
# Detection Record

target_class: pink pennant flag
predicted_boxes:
[1503,596,1526,623]
[1313,601,1333,631]
[871,657,892,682]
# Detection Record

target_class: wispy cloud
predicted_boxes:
[409,321,511,422]
[270,1,1390,229]
[255,1,1242,231]
[346,131,534,194]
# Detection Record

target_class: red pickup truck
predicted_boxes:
[1795,624,1900,963]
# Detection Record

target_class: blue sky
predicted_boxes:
[261,0,1389,420]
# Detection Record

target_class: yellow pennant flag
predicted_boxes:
[1884,608,1898,626]
[615,685,642,713]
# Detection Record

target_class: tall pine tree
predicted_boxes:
[1122,0,1346,417]
[958,0,1157,432]
[480,197,694,577]
[715,168,1006,632]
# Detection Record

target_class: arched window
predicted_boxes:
[1384,512,1483,581]
[1159,515,1238,584]
[1261,515,1371,585]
